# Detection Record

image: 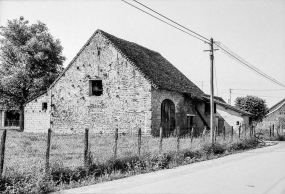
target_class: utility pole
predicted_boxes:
[209,38,215,144]
[204,38,218,144]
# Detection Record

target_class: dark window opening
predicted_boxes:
[4,111,19,127]
[205,102,216,114]
[42,102,48,111]
[187,116,194,130]
[89,80,103,96]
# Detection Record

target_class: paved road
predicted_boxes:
[57,142,285,194]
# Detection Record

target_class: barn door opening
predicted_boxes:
[161,99,175,135]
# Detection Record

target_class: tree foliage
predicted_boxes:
[0,17,65,130]
[235,95,268,123]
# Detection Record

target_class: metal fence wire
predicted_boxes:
[0,125,282,177]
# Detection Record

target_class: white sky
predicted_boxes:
[1,0,285,107]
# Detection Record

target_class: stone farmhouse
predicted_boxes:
[262,98,285,128]
[24,29,247,136]
[203,95,251,133]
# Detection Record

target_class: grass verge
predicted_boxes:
[0,137,262,194]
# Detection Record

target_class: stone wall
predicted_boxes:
[262,103,285,128]
[24,92,51,132]
[47,32,152,134]
[151,89,198,135]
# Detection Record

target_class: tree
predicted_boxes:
[0,17,65,131]
[235,95,268,123]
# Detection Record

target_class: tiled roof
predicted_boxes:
[48,29,204,100]
[266,98,285,116]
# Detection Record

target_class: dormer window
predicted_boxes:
[89,80,103,96]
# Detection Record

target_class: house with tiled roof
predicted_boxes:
[262,98,285,128]
[203,94,252,133]
[24,29,213,135]
[0,105,20,130]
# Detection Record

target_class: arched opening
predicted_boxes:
[161,99,175,135]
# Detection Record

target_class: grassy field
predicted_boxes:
[0,129,272,194]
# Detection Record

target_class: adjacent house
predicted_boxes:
[203,95,252,133]
[0,107,20,130]
[26,29,248,136]
[262,98,285,128]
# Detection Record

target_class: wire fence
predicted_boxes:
[0,124,283,177]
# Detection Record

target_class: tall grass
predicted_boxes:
[0,130,261,194]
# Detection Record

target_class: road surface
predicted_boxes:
[57,142,285,194]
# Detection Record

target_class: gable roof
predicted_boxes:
[266,98,285,116]
[48,29,204,100]
[203,95,252,116]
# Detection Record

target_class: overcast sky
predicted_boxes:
[1,0,284,107]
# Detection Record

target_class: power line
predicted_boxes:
[231,88,285,91]
[122,0,285,88]
[132,0,210,42]
[232,92,284,98]
[121,0,210,44]
[214,42,285,88]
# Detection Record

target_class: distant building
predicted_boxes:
[0,107,20,130]
[203,95,252,133]
[262,98,285,128]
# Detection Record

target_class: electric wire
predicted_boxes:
[121,0,210,44]
[232,92,284,98]
[132,0,210,42]
[231,88,285,91]
[214,42,285,88]
[122,0,285,88]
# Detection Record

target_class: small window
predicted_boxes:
[42,102,48,111]
[89,80,103,96]
[205,102,216,114]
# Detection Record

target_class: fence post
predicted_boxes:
[0,129,7,177]
[45,128,51,173]
[269,125,272,137]
[159,127,163,154]
[231,126,234,142]
[238,125,241,139]
[176,127,180,152]
[84,128,89,167]
[244,125,247,138]
[223,126,226,141]
[214,126,217,142]
[202,126,207,141]
[190,127,194,144]
[272,124,275,137]
[138,128,142,157]
[114,128,118,159]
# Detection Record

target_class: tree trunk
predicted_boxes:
[19,105,24,131]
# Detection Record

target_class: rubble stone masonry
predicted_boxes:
[25,33,152,134]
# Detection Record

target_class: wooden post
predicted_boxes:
[159,127,163,154]
[231,126,234,142]
[176,127,180,152]
[138,128,142,157]
[223,126,226,141]
[272,124,275,137]
[114,128,118,158]
[269,125,272,137]
[238,125,241,139]
[0,129,7,177]
[45,128,51,173]
[84,128,89,167]
[190,127,194,144]
[244,124,247,138]
[214,126,218,142]
[202,126,207,141]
